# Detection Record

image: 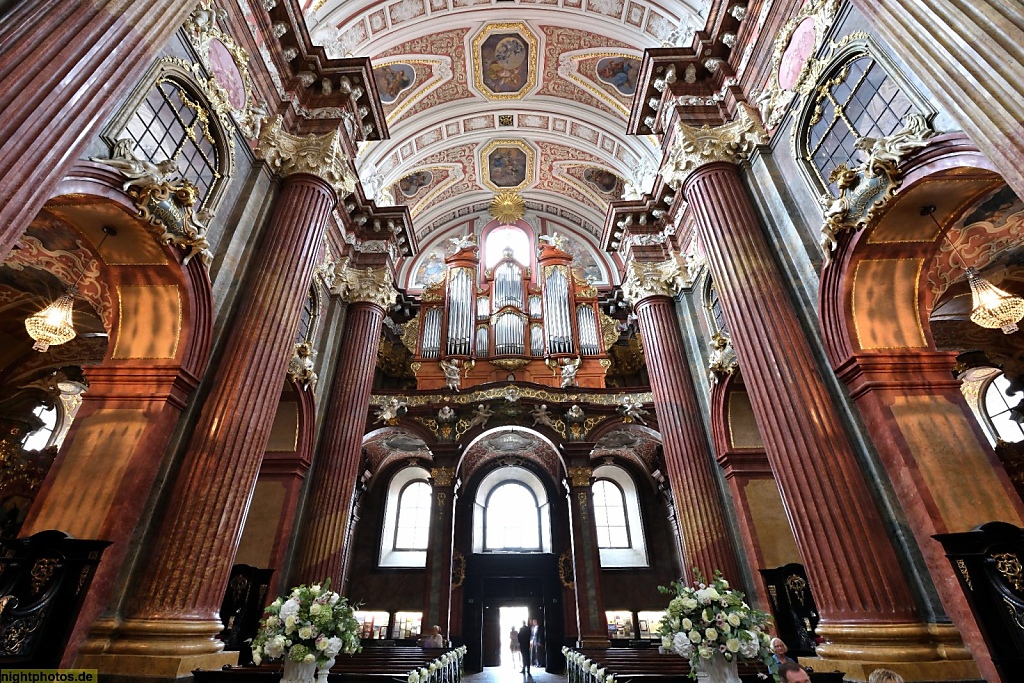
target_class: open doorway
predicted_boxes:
[499,605,529,669]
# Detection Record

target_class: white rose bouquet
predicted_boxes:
[659,571,777,679]
[252,579,362,666]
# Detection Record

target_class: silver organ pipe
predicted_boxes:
[476,326,489,356]
[493,312,525,355]
[577,305,599,355]
[529,295,542,318]
[477,296,490,320]
[530,324,544,356]
[421,308,442,358]
[446,267,473,356]
[494,262,524,311]
[543,267,573,354]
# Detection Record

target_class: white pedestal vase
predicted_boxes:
[693,652,741,683]
[282,657,318,683]
[316,658,336,683]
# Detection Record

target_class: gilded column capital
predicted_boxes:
[620,255,688,305]
[661,104,768,189]
[329,259,399,308]
[257,115,357,197]
[567,466,592,488]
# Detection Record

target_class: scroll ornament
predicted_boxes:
[257,115,357,197]
[286,341,318,389]
[329,258,399,308]
[707,331,738,384]
[819,114,936,265]
[91,141,213,266]
[660,104,768,189]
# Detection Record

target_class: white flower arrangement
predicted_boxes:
[659,572,777,678]
[562,647,616,683]
[252,580,361,666]
[408,645,467,683]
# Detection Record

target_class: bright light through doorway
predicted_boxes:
[499,605,530,669]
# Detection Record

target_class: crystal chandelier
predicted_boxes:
[25,225,115,352]
[922,205,1024,335]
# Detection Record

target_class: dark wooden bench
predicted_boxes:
[574,647,845,683]
[194,646,459,683]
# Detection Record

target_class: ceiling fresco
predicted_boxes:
[289,0,698,254]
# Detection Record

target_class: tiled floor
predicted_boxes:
[464,667,566,683]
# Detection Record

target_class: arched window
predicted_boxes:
[797,43,931,194]
[704,280,729,336]
[379,465,432,567]
[485,482,541,551]
[484,226,530,268]
[394,480,432,550]
[592,464,648,568]
[122,78,221,207]
[472,465,552,553]
[22,404,58,452]
[983,372,1024,443]
[295,286,321,344]
[592,479,630,548]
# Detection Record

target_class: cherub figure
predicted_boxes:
[538,232,566,251]
[447,233,478,253]
[531,404,556,429]
[565,404,585,422]
[440,358,462,392]
[91,142,182,192]
[559,356,581,388]
[374,397,407,425]
[467,403,494,430]
[618,396,649,425]
[437,405,457,423]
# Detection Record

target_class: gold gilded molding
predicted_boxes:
[471,23,539,101]
[489,190,526,224]
[661,103,768,189]
[955,559,973,591]
[431,466,456,487]
[490,358,531,372]
[452,550,466,588]
[558,551,575,590]
[372,386,652,408]
[620,255,688,305]
[257,115,357,197]
[994,552,1024,592]
[400,313,420,352]
[568,466,592,488]
[330,259,399,308]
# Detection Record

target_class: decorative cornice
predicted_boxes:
[620,255,688,305]
[661,103,768,189]
[329,259,398,308]
[256,115,357,196]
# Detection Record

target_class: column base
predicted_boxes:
[79,616,227,656]
[76,652,239,680]
[808,622,979,681]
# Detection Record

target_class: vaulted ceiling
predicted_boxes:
[298,0,706,254]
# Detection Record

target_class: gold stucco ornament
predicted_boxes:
[489,190,526,224]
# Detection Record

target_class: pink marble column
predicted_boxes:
[0,0,196,260]
[629,291,741,583]
[101,171,336,657]
[564,453,609,648]
[293,298,391,586]
[683,160,939,668]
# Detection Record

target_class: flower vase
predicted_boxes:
[693,652,741,683]
[282,657,317,683]
[315,658,336,683]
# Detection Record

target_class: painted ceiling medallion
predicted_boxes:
[489,190,526,224]
[481,139,535,191]
[472,22,539,100]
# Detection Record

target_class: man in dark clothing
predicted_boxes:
[517,622,533,674]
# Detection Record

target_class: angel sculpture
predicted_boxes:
[447,233,478,253]
[565,404,585,422]
[618,396,649,425]
[531,404,557,429]
[437,405,457,423]
[374,397,407,425]
[538,232,566,251]
[559,356,581,388]
[91,143,182,193]
[440,358,462,392]
[466,403,494,430]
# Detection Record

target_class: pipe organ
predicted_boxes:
[411,235,615,389]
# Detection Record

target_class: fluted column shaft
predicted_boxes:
[114,173,336,653]
[850,0,1024,200]
[632,295,740,583]
[683,162,921,646]
[293,301,386,586]
[0,0,196,260]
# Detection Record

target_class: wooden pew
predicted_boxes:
[193,646,459,683]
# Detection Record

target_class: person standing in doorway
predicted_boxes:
[509,626,520,668]
[517,621,533,674]
[530,618,542,667]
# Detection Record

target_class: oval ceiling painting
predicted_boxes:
[373,63,416,104]
[596,56,641,96]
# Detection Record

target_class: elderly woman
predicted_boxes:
[771,638,797,667]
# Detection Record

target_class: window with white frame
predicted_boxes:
[379,466,432,567]
[473,466,552,553]
[983,372,1024,443]
[22,404,58,452]
[484,225,530,268]
[592,464,648,568]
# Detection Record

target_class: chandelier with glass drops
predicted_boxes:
[922,205,1024,334]
[25,225,116,352]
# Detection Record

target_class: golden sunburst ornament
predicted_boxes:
[489,190,526,224]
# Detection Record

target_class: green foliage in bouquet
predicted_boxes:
[252,579,362,666]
